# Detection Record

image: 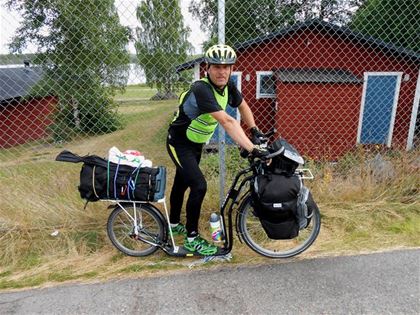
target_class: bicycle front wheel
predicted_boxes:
[107,203,165,257]
[237,195,321,258]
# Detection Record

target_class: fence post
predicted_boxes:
[218,0,226,209]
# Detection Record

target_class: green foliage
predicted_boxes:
[6,0,131,138]
[189,0,366,48]
[135,0,192,98]
[350,0,420,51]
[201,146,248,180]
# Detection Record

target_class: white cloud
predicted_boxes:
[0,1,24,54]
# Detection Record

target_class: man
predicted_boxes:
[166,44,268,255]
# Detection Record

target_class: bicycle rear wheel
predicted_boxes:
[107,203,165,257]
[237,195,321,258]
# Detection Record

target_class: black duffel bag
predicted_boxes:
[56,150,166,202]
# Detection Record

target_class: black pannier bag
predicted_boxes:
[253,174,301,239]
[56,150,166,202]
[252,138,313,239]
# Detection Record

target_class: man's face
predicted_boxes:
[207,64,233,88]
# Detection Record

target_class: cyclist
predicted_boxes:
[166,44,269,255]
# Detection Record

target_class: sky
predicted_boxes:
[0,0,207,55]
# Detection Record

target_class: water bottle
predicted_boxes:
[209,213,223,242]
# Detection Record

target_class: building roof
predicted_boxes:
[275,68,362,84]
[175,57,205,73]
[176,19,419,72]
[0,66,43,101]
[235,19,419,59]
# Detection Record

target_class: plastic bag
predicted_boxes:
[108,146,152,168]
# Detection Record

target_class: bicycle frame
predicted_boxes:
[218,165,254,254]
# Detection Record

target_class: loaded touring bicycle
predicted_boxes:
[56,131,321,259]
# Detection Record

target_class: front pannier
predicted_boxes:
[56,150,166,202]
[253,174,300,239]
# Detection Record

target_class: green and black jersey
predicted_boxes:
[169,77,243,144]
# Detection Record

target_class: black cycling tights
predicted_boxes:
[166,139,206,236]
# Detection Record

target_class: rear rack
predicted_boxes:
[296,168,314,180]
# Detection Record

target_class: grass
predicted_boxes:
[0,85,419,290]
[114,84,158,102]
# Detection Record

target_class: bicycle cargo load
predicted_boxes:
[56,150,166,202]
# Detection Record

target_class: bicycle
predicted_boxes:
[106,132,321,259]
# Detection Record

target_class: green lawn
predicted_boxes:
[114,84,158,102]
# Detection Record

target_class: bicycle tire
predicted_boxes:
[107,203,165,257]
[237,195,321,258]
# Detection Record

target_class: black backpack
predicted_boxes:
[56,150,166,202]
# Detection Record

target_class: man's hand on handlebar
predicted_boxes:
[239,145,269,159]
[240,128,276,159]
[251,145,270,159]
[250,127,266,145]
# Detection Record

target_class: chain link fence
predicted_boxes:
[0,0,419,201]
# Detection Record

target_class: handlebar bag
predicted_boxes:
[268,138,303,176]
[56,150,166,202]
[252,173,300,239]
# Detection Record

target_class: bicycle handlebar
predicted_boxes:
[261,129,276,140]
[264,147,284,159]
[240,128,278,160]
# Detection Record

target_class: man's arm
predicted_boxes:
[211,110,254,152]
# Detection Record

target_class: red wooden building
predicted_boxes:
[0,66,57,148]
[177,20,420,159]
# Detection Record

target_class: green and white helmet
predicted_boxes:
[205,44,237,65]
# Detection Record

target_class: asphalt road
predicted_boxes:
[0,249,419,314]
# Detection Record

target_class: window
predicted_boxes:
[256,71,276,99]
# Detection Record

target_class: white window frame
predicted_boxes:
[357,72,403,147]
[407,69,420,150]
[193,63,200,81]
[256,71,276,99]
[231,71,242,92]
[231,71,242,121]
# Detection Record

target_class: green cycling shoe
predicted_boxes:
[170,223,187,236]
[184,235,218,256]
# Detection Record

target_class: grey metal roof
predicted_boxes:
[0,66,43,101]
[175,19,419,72]
[175,57,205,73]
[275,68,362,83]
